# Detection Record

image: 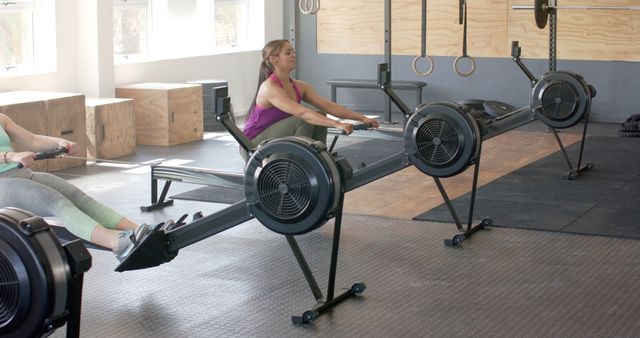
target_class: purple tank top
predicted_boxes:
[243,74,302,140]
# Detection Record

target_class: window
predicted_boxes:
[113,0,150,57]
[218,0,264,50]
[214,0,249,48]
[113,0,264,62]
[0,0,55,75]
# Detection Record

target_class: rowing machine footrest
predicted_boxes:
[115,231,177,272]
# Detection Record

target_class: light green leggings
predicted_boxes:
[241,116,328,161]
[0,169,124,241]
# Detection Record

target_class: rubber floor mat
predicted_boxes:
[414,136,640,239]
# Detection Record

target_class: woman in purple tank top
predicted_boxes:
[242,39,379,159]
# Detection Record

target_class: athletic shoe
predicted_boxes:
[159,219,176,232]
[113,224,151,261]
[133,223,152,243]
[113,230,135,261]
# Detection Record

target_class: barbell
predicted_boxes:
[513,0,640,29]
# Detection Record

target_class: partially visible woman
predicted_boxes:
[242,39,379,158]
[0,113,150,261]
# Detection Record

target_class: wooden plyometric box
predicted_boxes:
[0,93,48,172]
[115,83,203,146]
[85,98,136,160]
[0,91,87,171]
[186,79,228,132]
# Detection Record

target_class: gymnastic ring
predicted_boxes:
[299,0,320,15]
[453,55,476,77]
[412,55,435,76]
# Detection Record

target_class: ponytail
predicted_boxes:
[247,39,290,119]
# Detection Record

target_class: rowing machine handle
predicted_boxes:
[17,147,69,168]
[339,122,372,135]
[331,122,373,153]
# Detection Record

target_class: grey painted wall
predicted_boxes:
[287,7,640,123]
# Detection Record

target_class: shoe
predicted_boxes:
[148,222,164,232]
[113,224,151,262]
[192,211,203,221]
[133,223,152,243]
[159,219,176,232]
[113,230,135,261]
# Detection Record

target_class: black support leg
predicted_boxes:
[291,195,366,325]
[551,118,594,180]
[434,148,492,247]
[287,235,324,301]
[140,180,174,212]
[65,274,84,338]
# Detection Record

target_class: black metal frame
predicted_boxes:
[512,40,594,180]
[0,210,91,338]
[140,106,247,212]
[377,37,591,246]
[140,164,244,212]
[118,97,417,323]
[546,7,594,180]
[550,120,594,180]
[61,239,92,338]
[288,193,366,324]
[432,145,492,247]
[378,61,498,246]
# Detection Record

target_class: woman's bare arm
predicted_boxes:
[0,113,78,154]
[261,81,355,134]
[297,81,380,128]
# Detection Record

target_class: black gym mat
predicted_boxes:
[413,136,640,239]
[170,138,405,204]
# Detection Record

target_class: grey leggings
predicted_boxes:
[0,169,124,241]
[241,116,328,161]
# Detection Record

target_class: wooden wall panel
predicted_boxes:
[429,0,508,57]
[316,0,422,56]
[508,0,550,59]
[318,0,507,57]
[509,0,640,61]
[392,1,421,55]
[317,0,640,61]
[469,0,509,57]
[557,4,640,61]
[317,0,384,55]
[427,0,462,56]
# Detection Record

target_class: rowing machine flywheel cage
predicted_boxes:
[0,208,73,338]
[244,137,342,235]
[531,71,595,129]
[404,101,481,178]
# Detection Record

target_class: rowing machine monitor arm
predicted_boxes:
[377,63,414,119]
[215,95,256,154]
[511,41,538,86]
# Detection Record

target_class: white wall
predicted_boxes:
[0,0,284,116]
[114,52,261,115]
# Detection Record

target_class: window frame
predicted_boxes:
[0,0,56,77]
[112,0,152,60]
